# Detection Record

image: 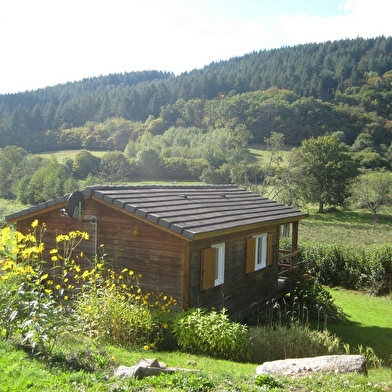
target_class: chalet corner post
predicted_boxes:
[291,221,299,266]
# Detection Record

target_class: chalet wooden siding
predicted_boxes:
[189,225,279,317]
[6,185,308,318]
[13,199,187,308]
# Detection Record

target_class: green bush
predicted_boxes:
[368,245,392,295]
[297,242,392,295]
[172,308,248,361]
[285,272,344,322]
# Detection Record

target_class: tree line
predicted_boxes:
[0,36,392,152]
[2,131,392,224]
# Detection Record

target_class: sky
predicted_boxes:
[0,0,391,95]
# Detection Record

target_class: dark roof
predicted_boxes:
[7,185,307,240]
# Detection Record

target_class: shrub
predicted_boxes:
[172,308,248,361]
[297,242,392,295]
[285,272,345,323]
[368,245,392,295]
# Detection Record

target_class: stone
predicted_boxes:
[256,355,367,377]
[114,358,196,379]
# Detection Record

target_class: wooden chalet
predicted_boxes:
[6,185,308,318]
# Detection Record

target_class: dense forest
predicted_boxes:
[1,36,392,153]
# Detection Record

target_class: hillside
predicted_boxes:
[0,36,392,152]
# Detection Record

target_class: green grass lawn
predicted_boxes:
[327,287,392,364]
[36,149,108,163]
[299,209,392,246]
[0,288,391,391]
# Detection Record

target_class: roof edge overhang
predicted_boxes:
[6,200,68,224]
[92,195,308,241]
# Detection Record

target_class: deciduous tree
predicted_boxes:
[350,169,392,223]
[288,135,359,212]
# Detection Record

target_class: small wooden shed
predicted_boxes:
[6,185,308,318]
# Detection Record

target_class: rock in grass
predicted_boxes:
[256,355,367,377]
[114,358,197,379]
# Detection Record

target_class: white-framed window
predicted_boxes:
[212,243,225,286]
[246,233,273,274]
[254,233,268,270]
[201,243,226,290]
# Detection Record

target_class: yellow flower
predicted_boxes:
[143,345,149,351]
[163,323,168,329]
[31,219,38,228]
[44,289,52,294]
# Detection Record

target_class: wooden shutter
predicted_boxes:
[267,233,274,266]
[201,248,216,290]
[246,238,256,274]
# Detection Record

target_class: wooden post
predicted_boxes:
[291,221,299,266]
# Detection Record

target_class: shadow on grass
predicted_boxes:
[327,319,392,365]
[306,209,392,225]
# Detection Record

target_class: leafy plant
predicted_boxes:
[173,308,248,361]
[254,374,282,389]
[0,221,68,357]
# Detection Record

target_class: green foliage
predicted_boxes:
[72,150,101,179]
[288,135,359,212]
[350,169,392,223]
[254,374,282,389]
[298,242,392,295]
[0,146,28,199]
[99,151,132,183]
[172,308,248,361]
[285,272,343,322]
[75,289,153,347]
[247,324,341,364]
[344,344,383,369]
[16,156,78,204]
[0,222,66,357]
[148,372,215,391]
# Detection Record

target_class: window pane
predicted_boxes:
[212,243,225,286]
[255,234,267,270]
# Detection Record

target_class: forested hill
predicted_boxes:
[1,36,392,152]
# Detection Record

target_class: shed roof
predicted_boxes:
[6,185,308,240]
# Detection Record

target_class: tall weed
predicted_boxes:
[247,324,341,363]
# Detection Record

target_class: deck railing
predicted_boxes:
[278,249,301,277]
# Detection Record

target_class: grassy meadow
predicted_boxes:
[299,208,392,246]
[36,149,108,163]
